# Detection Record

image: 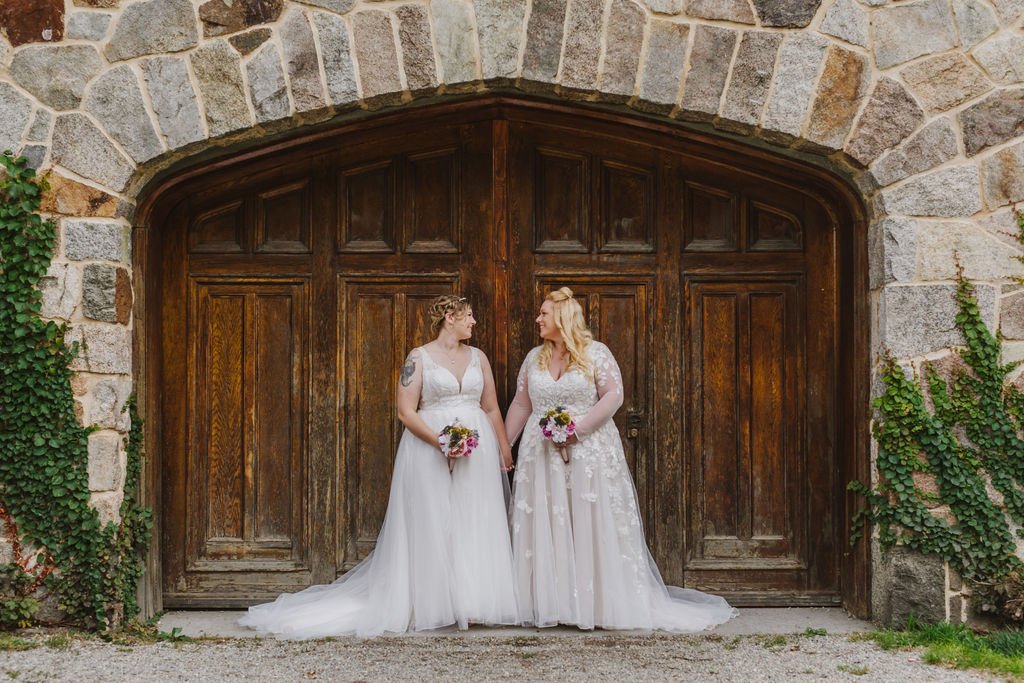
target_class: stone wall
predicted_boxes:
[1,0,1022,623]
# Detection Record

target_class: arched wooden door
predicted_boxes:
[151,100,862,611]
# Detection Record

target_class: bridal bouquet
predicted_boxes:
[438,420,480,473]
[539,406,575,463]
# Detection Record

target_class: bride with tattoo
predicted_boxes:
[241,294,518,638]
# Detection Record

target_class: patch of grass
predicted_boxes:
[982,628,1024,657]
[837,663,869,675]
[102,622,194,646]
[722,636,742,651]
[869,618,1024,678]
[923,642,1024,676]
[757,634,788,650]
[871,619,983,651]
[42,634,71,650]
[802,627,827,637]
[507,635,541,647]
[0,635,36,652]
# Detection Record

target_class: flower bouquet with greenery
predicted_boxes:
[539,406,576,463]
[438,420,480,473]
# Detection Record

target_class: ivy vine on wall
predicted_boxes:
[0,152,151,629]
[853,207,1024,622]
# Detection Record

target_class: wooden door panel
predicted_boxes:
[253,293,304,543]
[748,201,803,252]
[189,200,245,254]
[686,277,809,581]
[533,148,590,252]
[195,289,245,546]
[337,160,397,253]
[694,289,740,542]
[255,179,312,254]
[684,181,738,252]
[338,277,457,571]
[749,292,792,543]
[182,277,309,591]
[599,159,655,253]
[405,148,461,253]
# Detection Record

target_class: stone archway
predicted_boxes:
[5,0,1021,622]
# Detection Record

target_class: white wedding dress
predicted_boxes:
[506,342,737,631]
[240,346,518,638]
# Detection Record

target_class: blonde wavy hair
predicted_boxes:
[428,294,471,334]
[537,287,593,376]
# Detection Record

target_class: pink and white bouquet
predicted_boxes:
[539,406,576,463]
[438,420,480,473]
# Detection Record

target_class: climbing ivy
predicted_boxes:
[853,207,1024,621]
[0,505,52,627]
[0,152,151,628]
[98,398,152,624]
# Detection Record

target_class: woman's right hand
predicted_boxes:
[500,449,515,472]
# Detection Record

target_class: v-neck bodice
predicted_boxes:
[418,345,484,411]
[526,358,596,417]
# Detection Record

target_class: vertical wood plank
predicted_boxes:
[203,292,246,542]
[749,292,786,539]
[253,294,297,541]
[700,292,740,541]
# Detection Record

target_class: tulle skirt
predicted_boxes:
[511,417,738,631]
[239,404,518,639]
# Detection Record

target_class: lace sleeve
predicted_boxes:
[504,348,536,446]
[574,342,624,439]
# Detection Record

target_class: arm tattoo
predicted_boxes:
[400,355,416,387]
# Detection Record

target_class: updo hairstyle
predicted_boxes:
[428,294,471,334]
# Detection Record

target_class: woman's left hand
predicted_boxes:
[564,433,579,445]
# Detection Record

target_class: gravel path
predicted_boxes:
[0,631,997,682]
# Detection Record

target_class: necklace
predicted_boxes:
[439,343,461,365]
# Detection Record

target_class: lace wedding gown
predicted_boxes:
[506,342,737,631]
[240,346,518,638]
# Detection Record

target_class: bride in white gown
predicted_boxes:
[241,295,518,638]
[505,287,737,631]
